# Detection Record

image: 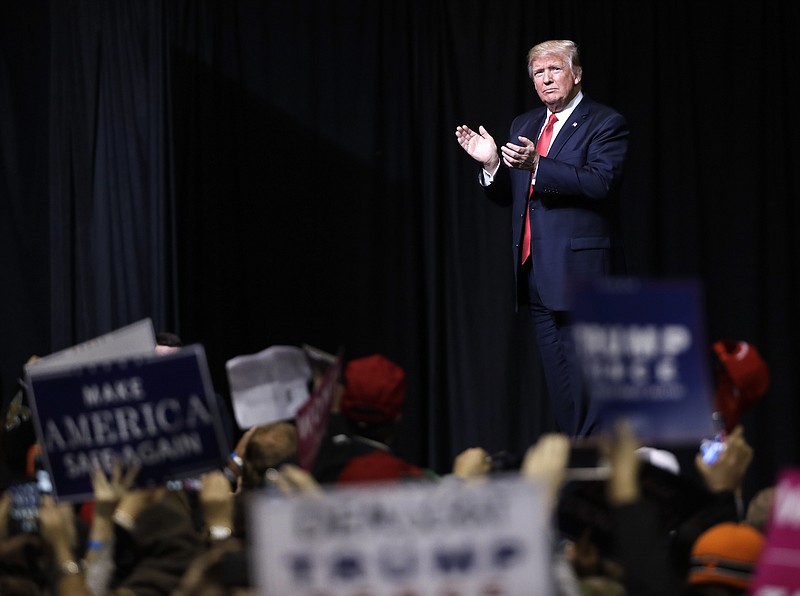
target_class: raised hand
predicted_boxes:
[452,446,492,479]
[268,464,322,496]
[695,424,752,494]
[604,419,642,505]
[520,433,570,511]
[198,470,234,530]
[92,460,140,518]
[455,124,500,172]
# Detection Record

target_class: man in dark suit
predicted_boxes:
[455,39,629,437]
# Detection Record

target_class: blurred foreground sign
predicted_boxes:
[27,344,229,502]
[751,467,800,594]
[249,476,553,595]
[571,277,716,443]
[295,356,340,471]
[27,318,156,374]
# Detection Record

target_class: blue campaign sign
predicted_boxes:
[26,345,229,502]
[571,277,717,444]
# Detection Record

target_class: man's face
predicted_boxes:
[530,53,581,112]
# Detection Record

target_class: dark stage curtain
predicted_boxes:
[48,0,177,347]
[2,1,799,496]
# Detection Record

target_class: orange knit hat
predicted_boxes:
[688,522,765,589]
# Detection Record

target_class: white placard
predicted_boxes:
[249,476,554,595]
[225,345,311,428]
[26,319,157,377]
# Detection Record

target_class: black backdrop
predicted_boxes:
[2,1,799,498]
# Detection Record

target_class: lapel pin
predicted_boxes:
[572,122,578,127]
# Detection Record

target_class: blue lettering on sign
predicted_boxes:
[491,539,524,569]
[287,554,314,584]
[377,544,418,580]
[434,545,475,574]
[285,538,528,587]
[331,553,364,581]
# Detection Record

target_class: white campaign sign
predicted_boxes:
[225,345,311,428]
[249,475,553,595]
[26,318,157,376]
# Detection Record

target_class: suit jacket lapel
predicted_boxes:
[548,97,590,158]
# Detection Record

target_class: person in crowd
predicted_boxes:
[154,331,183,355]
[36,460,202,596]
[683,521,765,596]
[599,419,762,595]
[0,356,40,488]
[238,421,298,491]
[455,39,629,437]
[177,419,300,592]
[520,432,587,595]
[313,353,438,485]
[744,484,774,534]
[0,487,51,593]
[669,423,755,578]
[214,419,298,541]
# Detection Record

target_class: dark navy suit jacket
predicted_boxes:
[486,95,629,311]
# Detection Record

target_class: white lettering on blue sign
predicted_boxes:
[573,323,692,397]
[81,377,146,407]
[61,432,204,478]
[44,394,212,451]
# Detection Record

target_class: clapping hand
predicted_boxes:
[455,124,500,172]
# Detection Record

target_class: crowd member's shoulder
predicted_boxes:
[337,450,430,485]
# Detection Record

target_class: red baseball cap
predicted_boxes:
[339,354,406,425]
[713,340,769,432]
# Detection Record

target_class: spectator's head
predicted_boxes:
[713,340,769,433]
[155,331,183,355]
[240,421,297,490]
[745,486,775,534]
[339,354,406,427]
[686,522,765,593]
[338,354,407,446]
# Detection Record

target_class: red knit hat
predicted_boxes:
[713,340,769,433]
[339,354,406,425]
[688,522,765,589]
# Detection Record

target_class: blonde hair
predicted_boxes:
[527,39,582,81]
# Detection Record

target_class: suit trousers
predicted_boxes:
[522,260,596,437]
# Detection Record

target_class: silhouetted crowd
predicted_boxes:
[0,342,779,595]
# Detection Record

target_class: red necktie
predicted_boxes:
[521,112,558,264]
